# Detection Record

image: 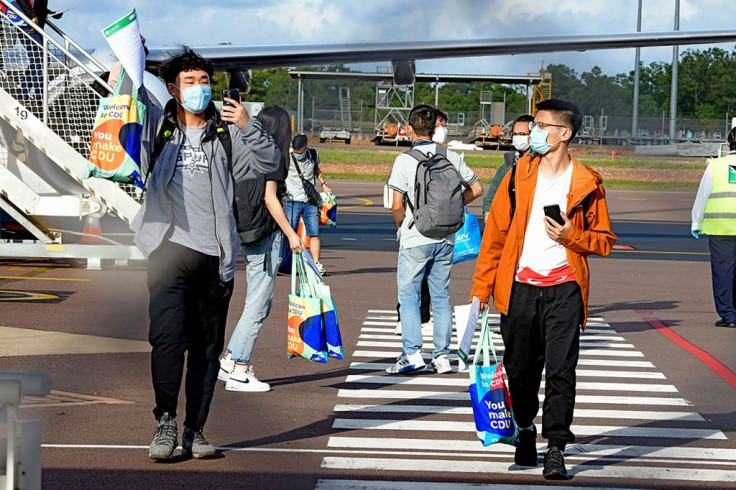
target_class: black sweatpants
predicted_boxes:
[147,240,234,432]
[500,281,584,448]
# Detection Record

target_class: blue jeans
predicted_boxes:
[286,201,319,236]
[397,241,454,358]
[226,231,282,362]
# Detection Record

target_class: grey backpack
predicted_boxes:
[405,146,465,238]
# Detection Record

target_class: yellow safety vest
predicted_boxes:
[702,153,736,236]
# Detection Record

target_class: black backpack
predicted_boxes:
[405,146,465,238]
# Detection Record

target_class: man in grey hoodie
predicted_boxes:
[130,48,280,460]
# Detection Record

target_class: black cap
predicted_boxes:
[292,134,308,150]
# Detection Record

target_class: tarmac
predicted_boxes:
[0,181,734,489]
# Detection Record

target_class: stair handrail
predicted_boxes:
[0,0,112,97]
[44,18,109,74]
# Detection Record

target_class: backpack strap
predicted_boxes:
[508,163,517,220]
[146,116,177,185]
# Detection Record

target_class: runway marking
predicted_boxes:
[343,375,677,392]
[359,333,628,342]
[316,480,640,490]
[320,308,735,486]
[0,325,150,356]
[352,348,645,358]
[0,290,59,302]
[333,404,703,421]
[23,390,133,408]
[332,419,725,440]
[0,275,90,282]
[640,312,736,390]
[320,457,736,483]
[347,362,665,379]
[336,389,693,406]
[356,340,635,350]
[327,437,736,461]
[340,197,373,210]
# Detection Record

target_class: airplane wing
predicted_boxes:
[145,30,736,72]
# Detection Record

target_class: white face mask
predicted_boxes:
[432,125,448,144]
[512,134,530,152]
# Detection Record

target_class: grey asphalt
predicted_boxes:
[0,182,734,489]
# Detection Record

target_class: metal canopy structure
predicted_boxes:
[288,70,544,133]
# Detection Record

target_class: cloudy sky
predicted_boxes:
[56,0,736,77]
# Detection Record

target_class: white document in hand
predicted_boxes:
[102,10,146,88]
[457,297,481,364]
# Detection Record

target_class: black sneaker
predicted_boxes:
[715,319,736,328]
[543,447,569,480]
[514,426,538,466]
[148,412,177,460]
[181,427,216,459]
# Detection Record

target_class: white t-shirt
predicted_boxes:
[388,141,478,250]
[517,163,573,275]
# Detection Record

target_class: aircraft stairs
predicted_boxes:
[339,86,352,131]
[0,0,144,269]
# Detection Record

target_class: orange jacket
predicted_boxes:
[470,155,617,329]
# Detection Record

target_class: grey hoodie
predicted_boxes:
[130,89,280,282]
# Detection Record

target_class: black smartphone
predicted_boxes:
[543,204,565,226]
[222,88,240,107]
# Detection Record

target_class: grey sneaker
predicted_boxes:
[148,412,177,460]
[181,427,216,459]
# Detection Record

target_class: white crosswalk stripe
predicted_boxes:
[316,309,736,487]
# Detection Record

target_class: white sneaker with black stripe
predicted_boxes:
[386,351,426,374]
[218,353,234,382]
[225,364,271,392]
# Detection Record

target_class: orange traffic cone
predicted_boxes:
[81,215,103,270]
[297,217,311,248]
[81,215,102,242]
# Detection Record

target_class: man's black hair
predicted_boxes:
[432,106,449,123]
[728,126,736,151]
[408,104,436,137]
[514,114,534,126]
[158,46,214,85]
[292,134,308,151]
[536,98,583,141]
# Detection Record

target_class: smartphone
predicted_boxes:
[543,204,565,226]
[222,88,240,107]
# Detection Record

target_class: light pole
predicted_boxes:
[632,0,642,139]
[669,0,680,142]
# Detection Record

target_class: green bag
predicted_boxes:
[85,66,146,188]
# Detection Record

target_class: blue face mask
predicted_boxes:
[295,152,307,161]
[176,84,212,114]
[530,126,554,154]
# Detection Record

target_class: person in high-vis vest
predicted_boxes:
[691,126,736,328]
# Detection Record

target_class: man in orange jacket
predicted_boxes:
[470,99,616,480]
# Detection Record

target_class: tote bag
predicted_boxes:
[453,207,481,264]
[287,251,328,363]
[468,310,518,446]
[86,66,146,188]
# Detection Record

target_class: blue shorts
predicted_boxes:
[286,201,319,237]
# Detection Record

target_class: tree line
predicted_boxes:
[213,47,736,123]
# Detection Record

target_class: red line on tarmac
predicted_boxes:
[638,312,736,389]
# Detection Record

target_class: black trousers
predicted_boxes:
[708,235,736,323]
[147,240,233,431]
[500,281,584,448]
[397,276,431,324]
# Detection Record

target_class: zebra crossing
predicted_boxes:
[315,309,736,488]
